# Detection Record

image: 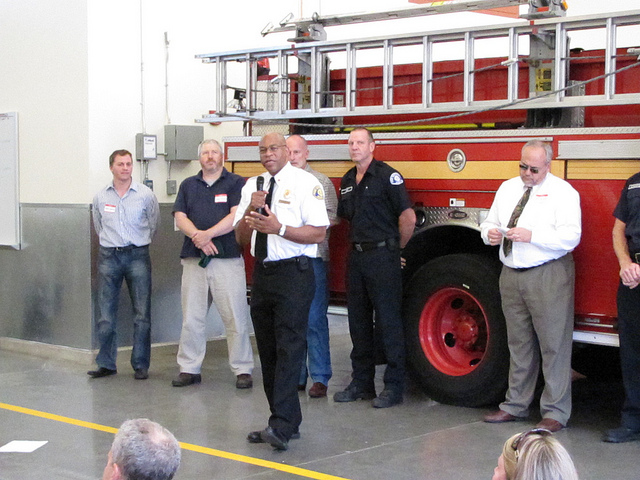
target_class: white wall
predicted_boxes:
[0,0,89,204]
[87,0,309,204]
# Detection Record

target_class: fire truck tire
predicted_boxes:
[403,253,509,407]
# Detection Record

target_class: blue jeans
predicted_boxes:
[95,246,152,371]
[299,258,332,386]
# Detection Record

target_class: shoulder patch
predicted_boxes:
[628,183,640,190]
[390,172,404,185]
[312,185,324,200]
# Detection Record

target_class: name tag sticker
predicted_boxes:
[215,194,228,203]
[104,204,116,213]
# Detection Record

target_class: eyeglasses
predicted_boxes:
[519,163,540,174]
[511,428,552,460]
[259,145,285,155]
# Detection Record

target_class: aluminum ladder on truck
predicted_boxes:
[195,7,640,125]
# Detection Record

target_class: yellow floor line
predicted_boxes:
[0,402,350,480]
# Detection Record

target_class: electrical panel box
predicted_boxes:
[165,125,204,161]
[135,134,157,161]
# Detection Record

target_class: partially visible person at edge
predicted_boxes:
[287,134,339,399]
[481,140,581,432]
[333,127,416,409]
[89,149,159,381]
[492,429,579,480]
[234,132,329,450]
[602,167,640,443]
[102,418,181,480]
[171,139,254,390]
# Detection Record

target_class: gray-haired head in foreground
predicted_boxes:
[111,418,181,480]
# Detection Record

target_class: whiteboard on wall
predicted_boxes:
[0,112,20,248]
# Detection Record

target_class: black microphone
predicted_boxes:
[256,176,265,215]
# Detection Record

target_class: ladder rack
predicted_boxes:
[196,10,640,124]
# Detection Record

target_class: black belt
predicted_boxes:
[102,245,147,252]
[352,239,396,252]
[512,265,537,272]
[258,255,307,269]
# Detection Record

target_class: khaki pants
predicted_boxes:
[177,257,254,376]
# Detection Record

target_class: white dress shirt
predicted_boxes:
[233,162,330,261]
[480,172,582,268]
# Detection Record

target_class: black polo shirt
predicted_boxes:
[338,159,411,243]
[173,168,245,259]
[614,171,640,253]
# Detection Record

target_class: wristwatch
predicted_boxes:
[278,224,287,237]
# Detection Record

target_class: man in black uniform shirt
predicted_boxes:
[334,127,416,408]
[603,171,640,443]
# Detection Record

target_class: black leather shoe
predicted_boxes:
[260,426,288,451]
[248,429,300,444]
[247,430,265,444]
[372,389,403,408]
[602,426,640,443]
[134,369,148,380]
[87,367,117,378]
[171,373,202,387]
[333,383,376,403]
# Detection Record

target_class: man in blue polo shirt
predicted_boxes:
[171,139,254,389]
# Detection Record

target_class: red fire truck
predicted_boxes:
[197,1,640,406]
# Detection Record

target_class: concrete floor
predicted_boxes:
[0,318,637,480]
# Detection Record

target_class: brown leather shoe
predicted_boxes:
[171,372,201,387]
[484,410,519,423]
[536,418,565,432]
[308,382,328,398]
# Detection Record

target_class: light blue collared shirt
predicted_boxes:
[92,181,159,248]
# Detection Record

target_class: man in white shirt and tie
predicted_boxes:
[480,140,581,432]
[234,132,329,450]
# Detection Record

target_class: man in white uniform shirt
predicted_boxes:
[480,140,581,432]
[234,132,329,450]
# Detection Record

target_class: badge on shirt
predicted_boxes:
[312,185,324,200]
[390,172,404,185]
[104,204,116,213]
[215,194,228,203]
[341,186,353,195]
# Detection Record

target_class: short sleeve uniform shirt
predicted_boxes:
[338,159,411,243]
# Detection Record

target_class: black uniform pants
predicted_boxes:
[346,246,405,394]
[617,280,640,430]
[250,258,315,439]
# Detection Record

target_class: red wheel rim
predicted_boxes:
[419,287,489,376]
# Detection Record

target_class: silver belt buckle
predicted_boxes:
[634,253,640,263]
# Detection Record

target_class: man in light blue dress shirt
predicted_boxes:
[89,149,159,380]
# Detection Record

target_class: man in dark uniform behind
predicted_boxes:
[603,170,640,443]
[334,127,416,408]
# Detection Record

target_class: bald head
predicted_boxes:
[286,135,309,169]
